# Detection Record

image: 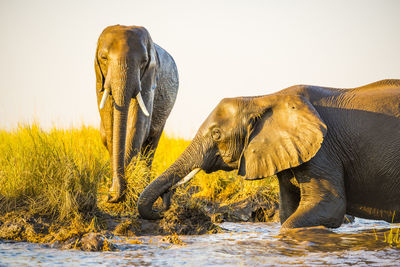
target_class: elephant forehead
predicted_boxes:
[199,98,248,132]
[215,98,242,117]
[101,28,145,47]
[103,25,144,36]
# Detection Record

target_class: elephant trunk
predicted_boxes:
[109,104,129,200]
[108,61,134,202]
[137,137,202,220]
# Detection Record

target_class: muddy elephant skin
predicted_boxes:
[95,25,178,202]
[138,79,400,230]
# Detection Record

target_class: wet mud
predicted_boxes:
[0,193,278,251]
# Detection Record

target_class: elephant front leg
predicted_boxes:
[140,137,159,183]
[141,125,165,166]
[281,173,346,230]
[277,170,301,224]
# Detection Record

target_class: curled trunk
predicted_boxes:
[137,138,201,220]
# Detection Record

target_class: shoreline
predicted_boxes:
[0,194,279,251]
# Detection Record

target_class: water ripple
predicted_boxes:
[1,219,399,266]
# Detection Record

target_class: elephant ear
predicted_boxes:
[94,45,104,95]
[139,30,157,93]
[238,95,327,179]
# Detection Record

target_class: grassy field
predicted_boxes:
[0,124,278,245]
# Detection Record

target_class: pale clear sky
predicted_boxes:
[0,0,399,138]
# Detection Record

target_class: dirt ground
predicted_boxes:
[0,194,279,251]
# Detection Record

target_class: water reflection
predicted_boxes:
[1,218,399,266]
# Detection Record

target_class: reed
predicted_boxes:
[383,212,400,247]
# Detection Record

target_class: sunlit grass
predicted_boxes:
[384,227,400,247]
[382,212,400,247]
[0,123,278,225]
[0,124,107,221]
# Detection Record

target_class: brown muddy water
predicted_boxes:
[1,218,399,266]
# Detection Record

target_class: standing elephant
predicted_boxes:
[95,25,178,203]
[138,79,400,229]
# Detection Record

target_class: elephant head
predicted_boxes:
[95,25,157,202]
[138,94,327,219]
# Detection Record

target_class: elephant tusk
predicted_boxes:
[136,92,150,117]
[171,168,201,189]
[99,89,109,109]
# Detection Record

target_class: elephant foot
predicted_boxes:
[106,180,127,203]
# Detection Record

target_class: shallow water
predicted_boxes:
[1,218,399,266]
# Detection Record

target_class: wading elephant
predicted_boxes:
[138,79,400,229]
[95,25,178,202]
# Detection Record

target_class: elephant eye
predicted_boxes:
[100,54,107,60]
[211,128,222,141]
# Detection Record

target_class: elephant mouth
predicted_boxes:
[99,89,149,117]
[171,168,201,189]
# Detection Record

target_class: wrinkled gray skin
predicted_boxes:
[95,25,178,202]
[138,79,400,230]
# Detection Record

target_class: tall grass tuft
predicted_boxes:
[0,123,108,221]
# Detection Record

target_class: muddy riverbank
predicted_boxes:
[0,192,279,251]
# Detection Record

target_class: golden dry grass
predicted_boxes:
[0,123,278,233]
[0,124,107,221]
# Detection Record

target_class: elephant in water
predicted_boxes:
[138,79,400,229]
[95,25,178,202]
